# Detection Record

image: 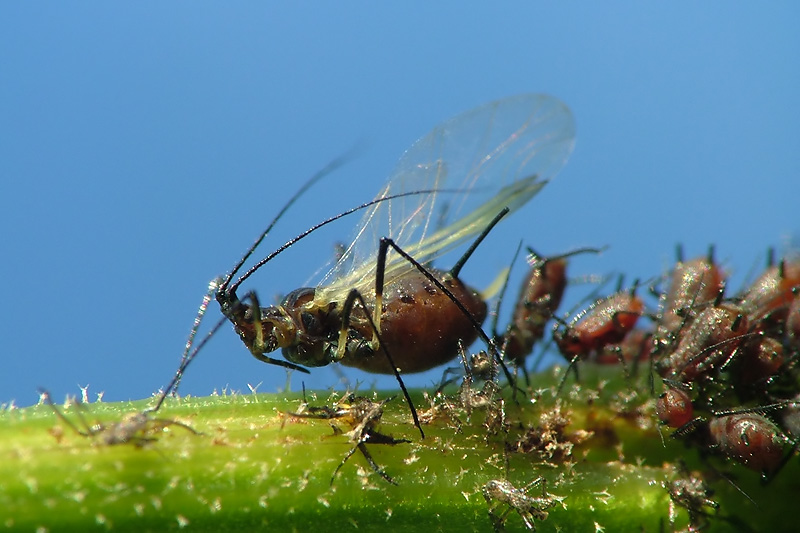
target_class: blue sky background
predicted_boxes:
[1,3,798,407]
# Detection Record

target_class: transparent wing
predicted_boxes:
[317,93,575,302]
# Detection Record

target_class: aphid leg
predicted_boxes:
[555,355,581,396]
[337,288,424,438]
[39,389,94,438]
[376,223,517,388]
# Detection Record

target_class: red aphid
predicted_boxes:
[735,335,785,388]
[656,386,694,429]
[660,302,749,382]
[740,258,800,323]
[708,413,786,475]
[503,255,568,365]
[654,251,726,354]
[594,328,653,365]
[555,290,644,358]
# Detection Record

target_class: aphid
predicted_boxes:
[673,406,789,478]
[594,327,653,367]
[285,394,409,485]
[653,246,725,355]
[500,247,602,372]
[664,463,719,532]
[553,283,644,391]
[733,334,785,389]
[707,412,787,475]
[656,382,694,429]
[39,389,199,447]
[555,284,644,358]
[739,256,800,323]
[482,477,556,532]
[208,95,575,434]
[658,299,749,383]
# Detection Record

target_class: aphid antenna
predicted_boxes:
[164,277,224,398]
[488,240,523,338]
[147,314,229,414]
[224,188,465,298]
[218,150,355,296]
[526,245,607,268]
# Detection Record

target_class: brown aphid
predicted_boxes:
[502,252,568,365]
[555,289,644,358]
[208,96,575,438]
[707,413,786,476]
[594,328,653,366]
[656,385,694,429]
[734,334,785,388]
[673,405,790,479]
[501,247,602,368]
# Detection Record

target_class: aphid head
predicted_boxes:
[238,305,297,355]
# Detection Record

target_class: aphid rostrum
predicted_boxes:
[208,95,575,433]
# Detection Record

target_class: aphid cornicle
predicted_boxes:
[210,94,576,431]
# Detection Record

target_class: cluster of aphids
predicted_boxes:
[651,249,800,481]
[510,245,800,481]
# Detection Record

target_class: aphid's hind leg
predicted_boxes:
[374,218,517,388]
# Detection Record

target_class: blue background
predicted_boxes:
[2,3,798,407]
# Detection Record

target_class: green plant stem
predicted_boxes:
[2,368,797,532]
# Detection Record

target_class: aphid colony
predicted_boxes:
[36,93,799,531]
[651,249,800,480]
[503,244,799,480]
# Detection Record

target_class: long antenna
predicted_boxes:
[219,151,355,294]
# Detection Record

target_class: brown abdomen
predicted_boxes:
[340,269,487,374]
